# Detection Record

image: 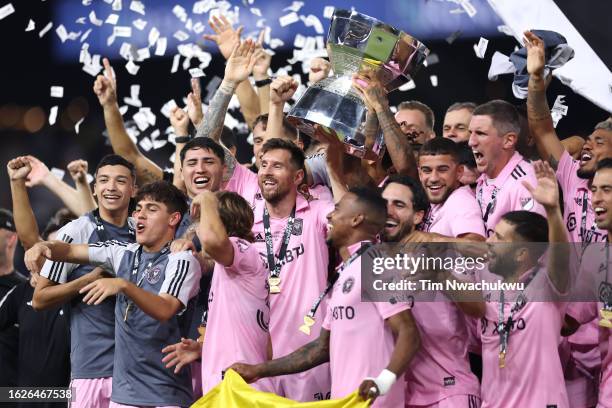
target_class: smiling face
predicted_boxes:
[133,198,180,248]
[252,121,266,169]
[443,108,472,142]
[592,167,612,231]
[468,115,515,178]
[381,182,423,242]
[181,147,225,198]
[94,165,135,213]
[418,154,463,204]
[577,129,612,179]
[325,193,359,247]
[258,148,303,205]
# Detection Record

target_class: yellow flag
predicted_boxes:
[191,370,371,408]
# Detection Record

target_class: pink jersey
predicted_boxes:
[251,192,334,401]
[556,150,608,244]
[478,267,568,408]
[224,162,261,208]
[323,242,409,407]
[476,152,546,238]
[201,237,273,395]
[422,185,486,238]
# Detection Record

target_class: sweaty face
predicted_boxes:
[258,149,302,204]
[468,115,507,178]
[326,193,359,247]
[592,168,612,231]
[133,199,178,248]
[418,154,463,204]
[94,165,135,213]
[181,147,224,198]
[443,108,472,142]
[252,122,266,168]
[395,109,432,147]
[486,219,520,278]
[577,129,612,179]
[381,183,419,242]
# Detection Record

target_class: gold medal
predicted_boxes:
[299,315,316,335]
[269,277,281,294]
[197,325,206,344]
[498,351,506,368]
[600,308,612,328]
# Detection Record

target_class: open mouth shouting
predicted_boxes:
[579,151,593,167]
[136,222,146,234]
[472,149,485,166]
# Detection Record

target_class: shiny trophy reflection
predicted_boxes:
[287,9,429,160]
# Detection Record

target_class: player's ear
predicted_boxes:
[414,210,425,226]
[169,211,182,227]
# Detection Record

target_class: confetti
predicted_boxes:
[119,105,129,115]
[111,0,122,11]
[124,84,142,107]
[39,22,53,38]
[132,19,147,30]
[172,5,187,22]
[56,24,69,42]
[170,54,180,73]
[304,15,324,34]
[193,0,216,14]
[125,59,140,75]
[446,30,462,44]
[398,80,416,91]
[294,33,306,48]
[174,30,189,41]
[473,37,488,59]
[497,25,514,36]
[81,28,92,42]
[269,38,284,49]
[105,14,119,25]
[51,168,66,179]
[148,27,160,47]
[250,7,261,17]
[323,6,335,19]
[129,0,145,15]
[425,53,440,66]
[50,86,64,98]
[160,99,177,118]
[49,106,58,125]
[279,12,299,27]
[75,17,86,24]
[119,42,137,60]
[189,68,205,78]
[193,22,205,34]
[113,26,132,38]
[0,3,15,20]
[86,174,94,184]
[283,1,304,12]
[136,47,150,61]
[139,137,153,151]
[25,19,35,31]
[155,37,167,56]
[459,0,477,18]
[430,75,438,87]
[89,10,103,26]
[74,117,85,134]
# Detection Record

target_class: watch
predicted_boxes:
[175,135,192,144]
[255,78,272,88]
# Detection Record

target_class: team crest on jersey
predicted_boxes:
[292,218,303,236]
[146,266,163,284]
[342,277,355,294]
[520,197,534,211]
[236,239,249,253]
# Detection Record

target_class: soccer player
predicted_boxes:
[161,190,274,394]
[32,154,136,408]
[442,102,476,143]
[468,99,546,238]
[476,161,570,408]
[26,181,201,408]
[230,187,420,407]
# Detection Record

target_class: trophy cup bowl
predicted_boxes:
[287,9,429,160]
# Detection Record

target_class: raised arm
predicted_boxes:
[94,58,163,184]
[67,159,97,214]
[352,73,417,179]
[525,31,564,168]
[24,241,90,274]
[170,106,190,191]
[25,155,87,217]
[522,160,569,292]
[253,32,272,117]
[230,328,330,383]
[193,191,234,266]
[7,157,40,249]
[267,76,298,140]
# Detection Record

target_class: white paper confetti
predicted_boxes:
[111,0,122,11]
[459,0,477,18]
[56,24,69,42]
[81,28,92,42]
[193,21,205,34]
[25,19,35,31]
[193,0,215,14]
[136,47,150,61]
[425,53,439,66]
[86,173,94,184]
[0,3,15,20]
[133,18,147,30]
[250,7,261,17]
[283,1,304,12]
[497,25,514,36]
[123,84,141,107]
[39,22,53,38]
[323,6,335,19]
[294,34,306,48]
[269,38,284,49]
[119,105,128,115]
[155,37,167,56]
[139,137,153,151]
[125,59,140,75]
[161,99,177,118]
[49,106,58,125]
[51,167,66,179]
[304,15,324,34]
[473,37,488,59]
[170,54,180,73]
[75,17,86,24]
[82,0,92,5]
[89,10,103,26]
[113,26,132,38]
[398,79,416,92]
[279,12,299,27]
[148,27,159,46]
[173,30,189,41]
[74,117,85,133]
[430,75,438,87]
[551,95,568,128]
[129,0,145,15]
[105,14,119,25]
[189,68,205,78]
[50,86,64,98]
[172,5,187,22]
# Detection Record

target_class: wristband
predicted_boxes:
[365,369,397,396]
[255,78,272,88]
[175,135,192,144]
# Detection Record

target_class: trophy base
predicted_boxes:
[287,76,384,161]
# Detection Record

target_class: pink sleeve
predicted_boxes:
[225,163,259,204]
[566,302,598,325]
[374,300,411,321]
[226,237,263,276]
[556,150,579,194]
[450,190,486,238]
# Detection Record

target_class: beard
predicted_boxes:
[576,168,595,180]
[261,184,290,205]
[427,185,454,205]
[381,220,414,243]
[488,252,519,278]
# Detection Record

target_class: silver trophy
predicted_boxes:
[287,9,429,160]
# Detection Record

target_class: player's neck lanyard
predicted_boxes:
[298,242,372,336]
[477,163,521,223]
[92,209,135,241]
[497,267,538,368]
[123,243,170,322]
[581,190,597,248]
[598,245,612,328]
[262,204,296,294]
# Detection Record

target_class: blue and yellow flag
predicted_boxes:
[191,370,371,407]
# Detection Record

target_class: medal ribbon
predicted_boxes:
[262,205,296,281]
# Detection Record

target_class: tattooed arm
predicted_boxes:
[229,329,330,382]
[524,31,564,169]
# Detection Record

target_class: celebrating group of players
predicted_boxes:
[2,21,612,408]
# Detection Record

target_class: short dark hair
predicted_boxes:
[456,141,477,169]
[472,100,520,136]
[180,137,226,165]
[42,208,77,240]
[419,137,461,163]
[253,114,299,141]
[397,100,435,130]
[349,186,388,231]
[446,102,477,114]
[261,138,305,171]
[596,158,612,172]
[501,211,548,243]
[135,181,188,221]
[216,191,255,242]
[220,126,237,150]
[383,175,429,213]
[95,154,136,180]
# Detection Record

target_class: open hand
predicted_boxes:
[186,78,203,127]
[161,338,201,374]
[203,15,243,60]
[524,31,546,78]
[522,160,559,210]
[224,39,257,85]
[79,278,125,305]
